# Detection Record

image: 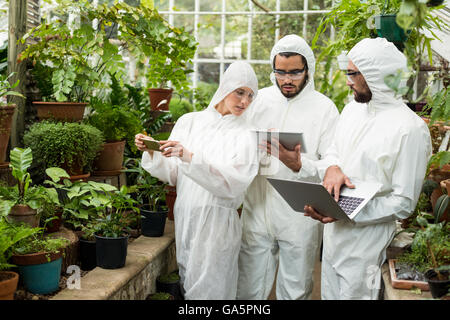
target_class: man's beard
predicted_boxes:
[352,84,372,103]
[276,78,307,98]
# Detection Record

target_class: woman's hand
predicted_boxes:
[160,140,193,163]
[135,133,153,153]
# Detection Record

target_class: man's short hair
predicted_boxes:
[273,52,308,71]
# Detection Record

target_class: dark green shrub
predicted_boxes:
[23,121,104,174]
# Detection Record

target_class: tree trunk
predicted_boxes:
[8,0,28,149]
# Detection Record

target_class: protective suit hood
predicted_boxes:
[269,34,315,90]
[207,61,258,113]
[347,38,408,107]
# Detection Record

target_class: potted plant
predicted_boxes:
[0,72,25,165]
[44,167,120,271]
[0,217,40,300]
[0,147,48,228]
[395,212,449,298]
[23,121,104,179]
[10,227,69,295]
[140,183,168,237]
[84,78,144,175]
[156,270,183,300]
[20,0,127,122]
[91,186,139,269]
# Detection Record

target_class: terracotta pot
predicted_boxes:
[44,210,63,234]
[33,101,87,122]
[0,271,19,300]
[7,204,39,228]
[148,88,173,111]
[93,140,126,175]
[67,172,91,183]
[0,105,16,164]
[164,185,177,221]
[11,250,62,266]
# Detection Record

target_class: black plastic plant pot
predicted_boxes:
[140,204,168,237]
[156,276,183,300]
[79,239,97,271]
[95,234,129,269]
[425,269,450,299]
[374,15,408,44]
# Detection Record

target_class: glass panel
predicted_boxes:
[196,15,221,59]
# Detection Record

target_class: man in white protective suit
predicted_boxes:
[302,38,432,299]
[237,34,340,300]
[135,61,259,300]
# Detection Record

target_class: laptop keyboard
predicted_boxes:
[337,195,364,216]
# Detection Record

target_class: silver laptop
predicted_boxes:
[252,130,307,153]
[266,177,382,221]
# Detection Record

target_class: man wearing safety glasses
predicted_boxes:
[237,34,339,300]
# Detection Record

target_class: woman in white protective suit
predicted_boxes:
[135,61,259,300]
[302,38,432,299]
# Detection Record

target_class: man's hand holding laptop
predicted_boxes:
[303,165,355,224]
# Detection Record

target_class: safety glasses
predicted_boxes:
[273,67,306,80]
[345,71,361,84]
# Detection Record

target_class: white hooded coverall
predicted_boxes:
[311,38,432,299]
[141,61,259,300]
[237,35,340,300]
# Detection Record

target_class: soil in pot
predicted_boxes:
[0,271,19,300]
[156,271,183,300]
[425,269,450,299]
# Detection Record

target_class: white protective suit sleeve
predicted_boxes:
[141,114,192,186]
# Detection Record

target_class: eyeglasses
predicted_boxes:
[345,71,361,84]
[233,88,254,102]
[273,67,306,80]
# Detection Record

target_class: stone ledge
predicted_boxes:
[52,220,177,300]
[382,262,432,300]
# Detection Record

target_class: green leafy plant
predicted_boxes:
[0,217,41,270]
[169,97,193,121]
[0,72,25,103]
[421,87,450,126]
[399,211,449,279]
[123,157,168,211]
[147,292,173,300]
[0,148,48,217]
[84,78,144,152]
[91,185,140,238]
[20,1,126,102]
[44,167,117,232]
[158,270,180,283]
[23,121,104,175]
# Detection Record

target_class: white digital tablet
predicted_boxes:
[253,130,307,153]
